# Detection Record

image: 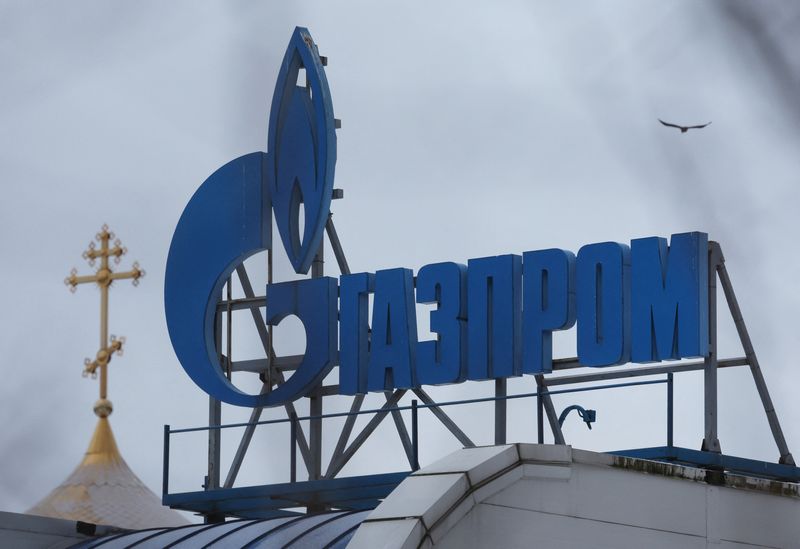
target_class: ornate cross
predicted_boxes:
[64,224,144,417]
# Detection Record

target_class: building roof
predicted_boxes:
[0,510,122,549]
[26,417,188,530]
[70,509,369,548]
[348,444,800,548]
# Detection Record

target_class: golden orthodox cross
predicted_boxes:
[64,224,144,417]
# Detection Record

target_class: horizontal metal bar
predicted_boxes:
[169,377,667,435]
[230,354,340,375]
[545,357,748,387]
[227,353,722,377]
[552,357,584,371]
[231,355,302,373]
[216,296,265,312]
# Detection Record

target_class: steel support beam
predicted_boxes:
[325,215,350,275]
[412,388,475,448]
[230,355,301,373]
[223,385,269,489]
[537,383,544,444]
[215,295,265,312]
[536,375,565,445]
[327,394,365,476]
[325,390,407,479]
[667,372,674,448]
[207,397,221,491]
[545,357,747,387]
[717,247,795,465]
[702,243,721,453]
[308,242,325,488]
[309,392,323,481]
[311,239,324,278]
[386,391,416,469]
[208,299,222,492]
[235,265,312,473]
[494,379,507,445]
[228,354,590,375]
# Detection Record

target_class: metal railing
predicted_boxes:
[162,375,672,496]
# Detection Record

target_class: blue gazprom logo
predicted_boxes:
[165,28,710,408]
[165,27,338,407]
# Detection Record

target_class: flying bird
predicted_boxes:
[658,119,712,133]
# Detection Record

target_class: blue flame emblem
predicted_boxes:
[269,27,337,274]
[164,28,337,407]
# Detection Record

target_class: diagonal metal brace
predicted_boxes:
[325,390,407,479]
[386,391,416,469]
[715,245,795,465]
[327,394,365,477]
[412,388,474,448]
[536,375,565,445]
[233,265,313,474]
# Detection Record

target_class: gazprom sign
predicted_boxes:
[165,28,709,408]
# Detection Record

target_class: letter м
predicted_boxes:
[631,232,709,362]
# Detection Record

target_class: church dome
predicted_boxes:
[27,416,188,529]
[26,225,189,530]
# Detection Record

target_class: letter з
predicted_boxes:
[416,262,467,386]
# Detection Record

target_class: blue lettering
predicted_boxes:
[631,232,708,362]
[339,272,374,394]
[467,255,522,380]
[416,262,467,385]
[576,242,630,367]
[523,249,576,374]
[367,268,417,391]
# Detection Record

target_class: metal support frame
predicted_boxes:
[702,242,721,453]
[207,298,222,495]
[387,391,416,469]
[537,384,544,444]
[309,242,325,489]
[716,245,795,465]
[328,394,365,475]
[226,275,232,380]
[535,375,565,445]
[309,391,323,482]
[412,388,474,448]
[163,425,170,496]
[165,368,800,518]
[208,211,535,496]
[187,225,797,521]
[207,398,221,491]
[217,265,313,491]
[411,400,420,471]
[325,390,407,479]
[494,379,506,445]
[667,373,674,448]
[290,412,298,483]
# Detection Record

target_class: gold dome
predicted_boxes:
[26,417,188,529]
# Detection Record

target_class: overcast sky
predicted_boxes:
[2,1,799,518]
